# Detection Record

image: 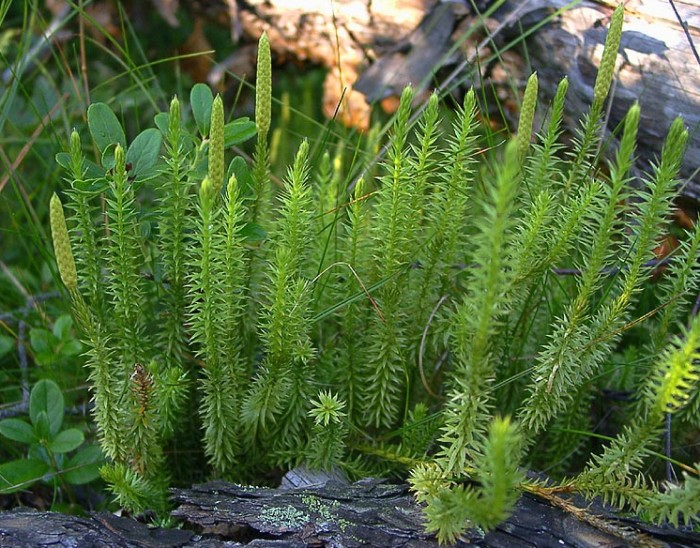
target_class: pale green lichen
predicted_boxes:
[258,505,309,529]
[301,494,349,531]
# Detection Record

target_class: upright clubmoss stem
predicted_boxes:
[107,144,144,370]
[67,130,104,313]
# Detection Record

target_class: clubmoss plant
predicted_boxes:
[155,96,190,437]
[50,6,700,539]
[358,85,417,429]
[306,390,348,470]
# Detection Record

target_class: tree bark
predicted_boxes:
[2,475,699,546]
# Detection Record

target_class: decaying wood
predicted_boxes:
[2,475,699,547]
[0,507,195,547]
[234,0,440,130]
[171,477,698,547]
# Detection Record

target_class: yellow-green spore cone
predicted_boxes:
[50,193,78,291]
[593,3,624,111]
[255,32,271,139]
[209,95,224,195]
[517,73,538,163]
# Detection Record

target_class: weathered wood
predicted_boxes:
[4,475,699,547]
[0,507,194,547]
[170,476,700,547]
[234,0,439,130]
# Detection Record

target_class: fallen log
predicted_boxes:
[170,476,700,547]
[2,474,700,546]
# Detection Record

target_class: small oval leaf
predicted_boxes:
[191,83,213,136]
[0,335,13,358]
[55,152,70,170]
[0,418,36,444]
[49,429,84,454]
[53,315,73,340]
[29,380,64,436]
[0,459,50,494]
[34,411,51,441]
[87,103,126,152]
[62,445,104,485]
[101,144,117,170]
[73,178,109,195]
[228,157,253,195]
[240,222,267,242]
[154,112,170,135]
[126,128,163,180]
[224,119,257,147]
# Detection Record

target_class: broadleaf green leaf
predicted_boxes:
[29,328,52,355]
[55,152,70,170]
[191,83,213,136]
[53,315,73,340]
[154,112,169,135]
[62,446,104,485]
[57,153,106,181]
[240,222,266,242]
[101,143,117,170]
[73,177,109,194]
[0,418,36,444]
[0,459,49,494]
[224,119,257,147]
[29,380,64,436]
[87,103,126,152]
[0,335,12,358]
[228,156,253,195]
[126,128,162,180]
[34,411,51,441]
[62,339,83,357]
[49,429,84,454]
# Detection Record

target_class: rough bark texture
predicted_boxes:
[224,0,700,200]
[2,475,700,547]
